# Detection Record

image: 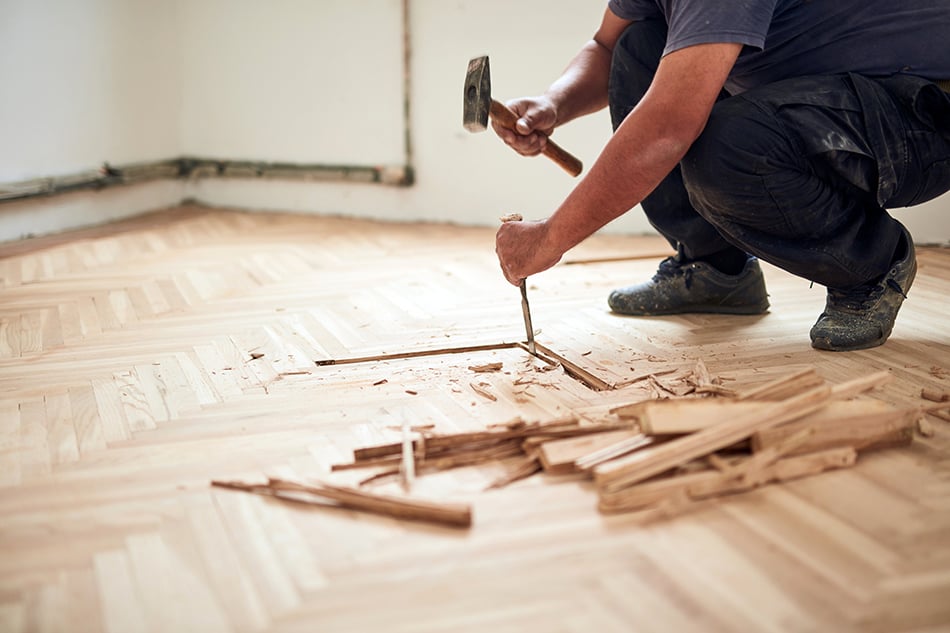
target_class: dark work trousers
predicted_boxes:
[609,19,950,289]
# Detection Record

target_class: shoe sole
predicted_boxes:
[810,251,917,352]
[610,302,770,317]
[811,335,887,352]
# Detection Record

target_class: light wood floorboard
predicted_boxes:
[0,205,948,632]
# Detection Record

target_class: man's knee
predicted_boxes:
[682,97,792,222]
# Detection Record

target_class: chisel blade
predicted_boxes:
[520,279,536,355]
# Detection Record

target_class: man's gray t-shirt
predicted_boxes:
[607,0,950,94]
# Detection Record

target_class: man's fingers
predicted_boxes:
[500,259,524,286]
[495,223,525,286]
[491,124,547,156]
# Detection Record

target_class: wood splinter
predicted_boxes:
[470,382,498,401]
[598,447,858,513]
[469,362,503,373]
[211,477,472,529]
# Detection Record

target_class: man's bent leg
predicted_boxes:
[606,20,767,316]
[610,19,742,261]
[683,74,950,348]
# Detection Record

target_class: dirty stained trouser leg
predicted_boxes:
[682,73,950,348]
[608,18,746,264]
[605,19,771,317]
[683,73,950,289]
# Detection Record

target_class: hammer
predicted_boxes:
[463,55,583,177]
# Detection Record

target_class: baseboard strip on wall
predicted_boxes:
[0,157,414,204]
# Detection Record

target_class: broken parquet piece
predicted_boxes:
[598,447,858,513]
[211,477,473,529]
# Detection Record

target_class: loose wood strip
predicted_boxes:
[648,372,697,397]
[736,367,823,401]
[611,368,680,390]
[351,422,631,461]
[595,384,833,492]
[470,382,497,401]
[575,434,656,471]
[539,430,642,475]
[828,370,891,399]
[212,478,472,529]
[314,342,518,366]
[485,456,542,490]
[692,358,712,387]
[533,342,615,391]
[694,384,738,397]
[705,453,732,472]
[717,426,815,485]
[361,442,527,482]
[751,406,918,455]
[598,447,857,513]
[639,398,896,437]
[469,362,503,373]
[635,399,767,435]
[596,373,889,492]
[488,415,579,431]
[400,418,415,492]
[331,455,402,472]
[419,442,524,470]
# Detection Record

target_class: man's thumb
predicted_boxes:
[515,116,534,135]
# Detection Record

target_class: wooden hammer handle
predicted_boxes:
[490,99,583,177]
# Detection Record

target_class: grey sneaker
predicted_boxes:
[608,255,770,316]
[810,229,916,352]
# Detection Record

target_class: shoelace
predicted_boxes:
[653,256,694,289]
[828,274,907,310]
[886,277,908,299]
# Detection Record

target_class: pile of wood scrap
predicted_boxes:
[594,369,920,515]
[331,414,638,489]
[329,367,926,517]
[210,416,638,530]
[213,367,942,528]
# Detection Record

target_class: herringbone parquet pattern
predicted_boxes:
[0,205,948,632]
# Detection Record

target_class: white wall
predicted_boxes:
[177,0,406,166]
[0,0,181,181]
[184,0,629,231]
[0,0,184,240]
[0,0,947,244]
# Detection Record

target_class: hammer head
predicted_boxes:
[463,55,491,132]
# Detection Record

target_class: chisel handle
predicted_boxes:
[499,213,538,354]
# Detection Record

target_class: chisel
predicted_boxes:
[499,213,537,354]
[520,279,536,355]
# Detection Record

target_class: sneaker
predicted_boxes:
[607,255,770,316]
[810,228,916,351]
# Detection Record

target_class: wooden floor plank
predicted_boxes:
[0,205,947,632]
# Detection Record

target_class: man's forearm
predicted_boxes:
[542,107,692,256]
[541,42,742,262]
[494,41,740,285]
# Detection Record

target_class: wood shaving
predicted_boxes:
[469,362,503,373]
[470,382,498,401]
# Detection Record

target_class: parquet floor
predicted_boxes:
[0,205,948,632]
